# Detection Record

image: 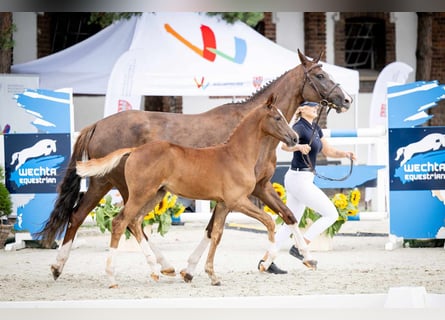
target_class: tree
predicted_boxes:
[415,13,433,81]
[0,12,15,73]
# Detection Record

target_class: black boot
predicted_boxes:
[289,245,304,260]
[258,260,287,274]
[289,246,318,270]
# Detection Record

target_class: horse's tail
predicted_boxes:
[394,147,405,161]
[76,148,134,178]
[35,124,97,247]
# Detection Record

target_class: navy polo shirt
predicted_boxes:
[290,118,323,170]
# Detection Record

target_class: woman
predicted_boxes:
[259,101,357,274]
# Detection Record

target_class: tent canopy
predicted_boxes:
[12,16,138,95]
[12,12,359,114]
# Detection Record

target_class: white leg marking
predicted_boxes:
[140,239,161,276]
[106,247,117,287]
[186,233,210,274]
[52,240,73,272]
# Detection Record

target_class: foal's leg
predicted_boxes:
[106,196,162,288]
[203,203,232,286]
[127,190,176,277]
[51,177,112,280]
[127,219,176,277]
[180,205,219,283]
[203,199,276,286]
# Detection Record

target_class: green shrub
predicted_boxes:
[0,166,12,218]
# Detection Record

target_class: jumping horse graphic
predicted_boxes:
[395,133,445,166]
[10,139,57,170]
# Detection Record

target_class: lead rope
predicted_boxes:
[302,100,354,182]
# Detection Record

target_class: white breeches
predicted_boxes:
[275,169,338,246]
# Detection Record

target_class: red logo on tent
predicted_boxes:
[164,23,247,64]
[253,76,263,89]
[194,76,209,90]
[118,100,132,112]
[380,103,386,118]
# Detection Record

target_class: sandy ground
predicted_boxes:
[1,215,445,303]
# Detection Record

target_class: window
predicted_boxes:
[344,17,386,71]
[50,13,102,54]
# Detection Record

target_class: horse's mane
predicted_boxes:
[238,69,292,105]
[214,68,295,146]
[221,102,267,145]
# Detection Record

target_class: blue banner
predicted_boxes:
[387,81,445,239]
[4,133,71,194]
[389,127,445,190]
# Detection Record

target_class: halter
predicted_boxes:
[300,63,354,182]
[301,63,341,114]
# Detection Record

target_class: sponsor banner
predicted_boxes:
[4,133,71,194]
[387,81,445,239]
[388,127,445,190]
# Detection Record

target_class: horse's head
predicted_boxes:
[42,139,57,155]
[262,94,299,147]
[297,49,353,113]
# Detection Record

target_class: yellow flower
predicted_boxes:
[272,182,286,200]
[264,205,277,215]
[263,183,287,217]
[144,211,155,221]
[99,198,106,205]
[154,196,169,215]
[167,193,177,207]
[350,189,361,206]
[347,208,358,216]
[173,205,185,218]
[332,193,348,209]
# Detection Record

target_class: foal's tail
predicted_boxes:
[76,148,134,178]
[34,124,97,247]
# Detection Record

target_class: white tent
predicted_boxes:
[12,12,359,117]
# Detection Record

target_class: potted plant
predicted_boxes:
[90,191,186,239]
[0,166,13,249]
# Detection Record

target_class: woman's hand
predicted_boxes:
[299,144,311,155]
[281,143,311,154]
[344,151,357,161]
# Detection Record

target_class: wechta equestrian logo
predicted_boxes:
[164,23,247,64]
[9,139,60,188]
[393,132,445,185]
[5,134,70,193]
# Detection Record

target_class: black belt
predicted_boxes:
[291,167,312,172]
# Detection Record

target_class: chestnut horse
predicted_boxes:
[76,95,298,287]
[37,50,352,285]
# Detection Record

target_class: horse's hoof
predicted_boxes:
[109,284,119,289]
[150,273,160,282]
[211,280,221,286]
[303,259,318,271]
[257,261,267,273]
[50,265,61,280]
[161,268,176,277]
[180,270,194,283]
